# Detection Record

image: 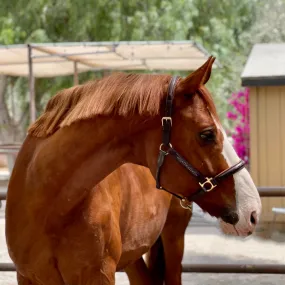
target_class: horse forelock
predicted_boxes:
[197,86,221,125]
[28,73,171,138]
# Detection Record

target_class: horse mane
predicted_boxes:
[28,73,220,138]
[28,73,171,138]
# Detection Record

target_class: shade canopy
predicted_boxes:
[0,41,216,78]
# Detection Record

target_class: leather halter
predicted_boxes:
[155,76,245,210]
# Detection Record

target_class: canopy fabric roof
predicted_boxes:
[0,41,215,78]
[241,43,285,86]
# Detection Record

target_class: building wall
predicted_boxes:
[249,86,285,222]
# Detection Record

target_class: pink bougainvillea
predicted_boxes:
[226,88,250,165]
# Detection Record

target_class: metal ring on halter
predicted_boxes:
[180,198,192,210]
[159,143,173,155]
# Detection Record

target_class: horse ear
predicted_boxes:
[177,56,216,95]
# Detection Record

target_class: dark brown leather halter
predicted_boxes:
[156,76,245,210]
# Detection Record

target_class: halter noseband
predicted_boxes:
[155,76,245,210]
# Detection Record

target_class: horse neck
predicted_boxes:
[21,114,161,223]
[34,115,158,191]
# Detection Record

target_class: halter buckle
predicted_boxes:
[180,198,192,210]
[161,117,172,126]
[199,177,217,192]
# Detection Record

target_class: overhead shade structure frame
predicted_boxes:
[0,41,219,123]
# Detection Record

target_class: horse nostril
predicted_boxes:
[221,210,239,225]
[250,211,257,225]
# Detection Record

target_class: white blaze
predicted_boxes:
[215,120,262,236]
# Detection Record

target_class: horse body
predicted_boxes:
[6,57,261,285]
[7,147,190,284]
[5,121,148,281]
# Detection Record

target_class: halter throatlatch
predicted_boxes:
[155,76,245,210]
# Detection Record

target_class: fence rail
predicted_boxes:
[1,263,285,274]
[257,187,285,197]
[181,264,285,274]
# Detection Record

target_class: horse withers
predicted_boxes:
[6,56,261,284]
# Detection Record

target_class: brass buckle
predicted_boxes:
[199,177,217,192]
[161,117,172,126]
[180,198,192,211]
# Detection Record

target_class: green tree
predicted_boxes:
[0,0,279,142]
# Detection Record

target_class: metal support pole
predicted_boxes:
[103,70,110,77]
[28,44,36,123]
[73,62,79,86]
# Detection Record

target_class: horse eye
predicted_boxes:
[199,130,216,142]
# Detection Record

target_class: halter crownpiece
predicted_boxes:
[155,76,246,208]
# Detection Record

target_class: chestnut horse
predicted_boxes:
[6,57,261,285]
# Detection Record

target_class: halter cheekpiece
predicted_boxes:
[155,76,245,210]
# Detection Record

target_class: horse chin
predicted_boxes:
[218,219,252,238]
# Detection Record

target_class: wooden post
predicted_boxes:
[74,62,79,85]
[28,44,36,123]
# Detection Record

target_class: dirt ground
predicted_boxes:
[0,201,284,284]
